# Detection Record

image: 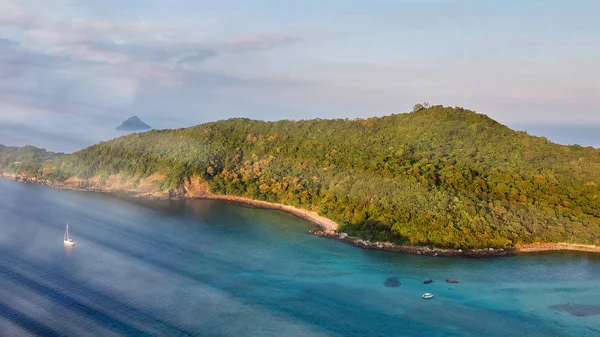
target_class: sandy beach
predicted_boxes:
[515,243,600,254]
[196,195,339,231]
[3,174,599,256]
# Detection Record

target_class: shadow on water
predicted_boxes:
[11,220,568,337]
[2,181,596,336]
[0,215,430,336]
[52,233,400,335]
[0,258,193,336]
[0,303,63,337]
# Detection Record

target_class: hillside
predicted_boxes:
[4,106,600,249]
[0,145,63,175]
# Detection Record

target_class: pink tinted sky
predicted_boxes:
[0,0,598,151]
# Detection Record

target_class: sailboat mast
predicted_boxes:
[65,223,69,241]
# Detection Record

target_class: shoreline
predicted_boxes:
[514,243,600,254]
[2,174,599,257]
[192,195,339,232]
[308,230,516,257]
[0,173,338,231]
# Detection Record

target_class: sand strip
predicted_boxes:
[196,195,339,231]
[515,243,600,253]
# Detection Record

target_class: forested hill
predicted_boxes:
[0,145,63,174]
[5,106,600,249]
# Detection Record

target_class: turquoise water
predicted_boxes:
[0,179,599,336]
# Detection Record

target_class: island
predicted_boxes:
[1,105,599,255]
[116,116,152,131]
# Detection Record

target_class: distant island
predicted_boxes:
[116,116,152,131]
[1,105,599,253]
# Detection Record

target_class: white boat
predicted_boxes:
[422,293,434,299]
[64,223,75,246]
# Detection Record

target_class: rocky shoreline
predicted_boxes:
[2,173,339,231]
[4,173,170,199]
[3,173,598,257]
[308,230,515,257]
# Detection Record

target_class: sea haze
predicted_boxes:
[0,179,599,336]
[1,120,599,154]
[513,124,600,148]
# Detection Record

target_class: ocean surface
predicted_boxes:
[0,179,599,337]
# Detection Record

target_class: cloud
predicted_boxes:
[26,19,164,46]
[76,41,219,65]
[18,17,302,71]
[0,121,90,152]
[0,0,318,152]
[222,34,301,52]
[0,91,121,121]
[0,0,72,28]
[0,38,19,49]
[68,18,156,35]
[170,51,219,64]
[0,2,34,27]
[67,45,131,64]
[0,49,73,94]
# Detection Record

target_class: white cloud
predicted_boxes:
[68,19,156,35]
[19,15,301,72]
[76,76,139,106]
[220,34,301,52]
[67,45,130,64]
[0,3,33,27]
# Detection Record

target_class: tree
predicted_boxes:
[3,105,599,249]
[412,104,424,113]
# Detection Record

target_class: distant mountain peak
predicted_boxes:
[116,116,152,131]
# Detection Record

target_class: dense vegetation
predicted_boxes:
[3,106,599,248]
[0,145,63,176]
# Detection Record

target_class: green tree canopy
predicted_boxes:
[3,106,599,249]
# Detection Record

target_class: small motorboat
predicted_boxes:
[424,279,433,284]
[446,278,459,283]
[422,293,434,299]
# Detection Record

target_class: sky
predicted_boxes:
[0,0,598,152]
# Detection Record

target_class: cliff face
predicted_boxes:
[4,170,600,256]
[3,173,210,200]
[3,106,600,249]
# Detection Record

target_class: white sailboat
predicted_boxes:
[64,223,75,246]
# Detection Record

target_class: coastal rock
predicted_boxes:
[1,176,521,259]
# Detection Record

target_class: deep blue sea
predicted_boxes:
[0,179,599,336]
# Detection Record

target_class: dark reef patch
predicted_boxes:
[551,304,600,317]
[383,277,401,288]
